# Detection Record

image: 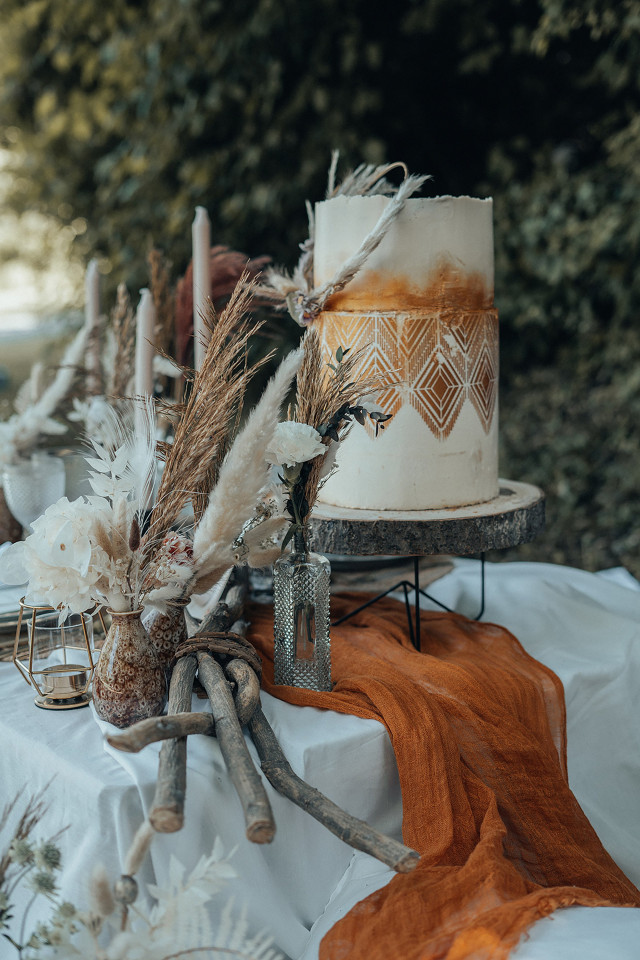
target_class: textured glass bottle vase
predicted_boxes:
[273,529,332,691]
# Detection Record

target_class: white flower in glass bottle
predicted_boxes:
[265,421,326,470]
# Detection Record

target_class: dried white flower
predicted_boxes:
[8,838,33,866]
[34,841,62,872]
[0,496,112,616]
[29,869,58,896]
[265,421,326,468]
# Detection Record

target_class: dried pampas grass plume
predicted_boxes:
[192,346,302,589]
[89,863,116,919]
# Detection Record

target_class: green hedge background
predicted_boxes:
[1,0,639,574]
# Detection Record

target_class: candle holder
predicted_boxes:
[13,601,95,710]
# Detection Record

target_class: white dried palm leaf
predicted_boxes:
[192,348,302,578]
[126,841,277,960]
[85,396,157,510]
[13,361,45,414]
[12,320,90,455]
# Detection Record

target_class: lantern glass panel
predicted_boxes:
[25,610,94,705]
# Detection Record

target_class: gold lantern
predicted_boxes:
[13,600,96,710]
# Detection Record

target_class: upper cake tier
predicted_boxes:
[314,195,494,311]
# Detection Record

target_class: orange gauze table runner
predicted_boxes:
[247,593,640,960]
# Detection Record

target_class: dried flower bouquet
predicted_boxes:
[0,787,281,960]
[0,277,301,622]
[143,274,303,602]
[0,398,190,617]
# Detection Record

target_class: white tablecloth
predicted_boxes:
[1,560,639,958]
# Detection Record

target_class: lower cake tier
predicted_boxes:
[318,308,500,511]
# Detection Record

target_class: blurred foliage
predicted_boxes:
[0,0,639,573]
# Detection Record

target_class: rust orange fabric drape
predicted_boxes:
[247,594,640,960]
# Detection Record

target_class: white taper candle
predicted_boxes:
[192,206,211,371]
[135,289,156,508]
[135,288,155,399]
[84,258,101,393]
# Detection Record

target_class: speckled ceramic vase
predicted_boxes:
[143,598,189,674]
[93,609,167,728]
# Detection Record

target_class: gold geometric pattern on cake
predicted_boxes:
[319,308,498,440]
[412,348,466,439]
[469,327,499,432]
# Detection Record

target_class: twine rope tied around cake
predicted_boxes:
[255,155,431,327]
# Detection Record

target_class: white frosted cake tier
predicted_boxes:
[314,195,499,511]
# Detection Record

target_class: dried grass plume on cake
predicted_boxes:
[255,154,431,326]
[266,326,391,548]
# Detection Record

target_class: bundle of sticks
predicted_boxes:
[107,570,420,874]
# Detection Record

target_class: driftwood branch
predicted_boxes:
[248,704,420,874]
[149,654,197,833]
[104,565,421,873]
[196,650,275,844]
[107,711,214,753]
[224,658,261,726]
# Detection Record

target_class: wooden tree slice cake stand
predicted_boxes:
[309,479,546,650]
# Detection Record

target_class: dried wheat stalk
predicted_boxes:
[108,284,136,399]
[147,273,270,553]
[147,249,175,361]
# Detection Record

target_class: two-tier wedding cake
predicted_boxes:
[315,194,499,511]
